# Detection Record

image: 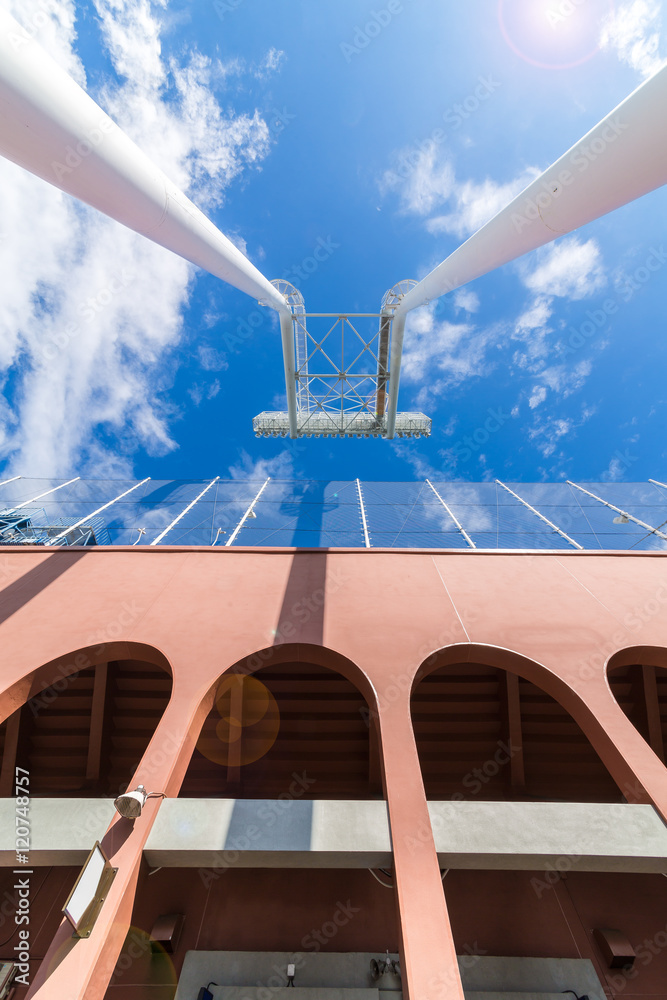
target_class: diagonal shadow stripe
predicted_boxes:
[0,550,88,628]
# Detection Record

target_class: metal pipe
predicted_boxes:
[0,476,20,488]
[426,480,476,548]
[226,478,271,547]
[356,479,371,548]
[395,65,667,317]
[495,480,582,549]
[7,477,80,511]
[649,479,667,489]
[47,478,151,545]
[151,478,219,546]
[385,314,405,439]
[375,314,391,419]
[567,481,667,542]
[0,10,289,317]
[280,312,299,438]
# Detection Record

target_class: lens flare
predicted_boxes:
[196,673,280,767]
[498,0,615,70]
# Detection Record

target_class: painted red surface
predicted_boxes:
[0,546,666,999]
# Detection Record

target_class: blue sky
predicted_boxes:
[0,0,666,485]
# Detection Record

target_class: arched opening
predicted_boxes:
[607,649,667,763]
[181,647,381,799]
[0,651,173,797]
[412,656,620,802]
[409,647,667,998]
[118,645,397,991]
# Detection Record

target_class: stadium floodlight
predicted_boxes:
[0,9,289,319]
[1,6,666,441]
[383,65,667,436]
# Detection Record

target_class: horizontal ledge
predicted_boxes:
[1,799,665,872]
[1,546,664,556]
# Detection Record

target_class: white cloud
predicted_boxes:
[601,456,628,481]
[514,296,553,337]
[600,0,665,78]
[256,47,285,79]
[188,378,221,406]
[453,289,480,314]
[426,169,540,239]
[528,416,574,458]
[527,404,596,459]
[529,386,547,409]
[228,449,296,482]
[198,345,229,371]
[399,304,500,410]
[381,143,540,239]
[522,238,606,300]
[525,361,593,411]
[0,0,277,477]
[381,144,455,216]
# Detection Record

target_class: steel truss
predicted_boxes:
[254,280,431,439]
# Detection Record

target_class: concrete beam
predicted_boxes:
[2,798,666,873]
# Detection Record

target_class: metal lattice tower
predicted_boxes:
[254,280,431,439]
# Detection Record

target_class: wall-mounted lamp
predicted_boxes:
[113,785,166,819]
[197,983,218,1000]
[370,952,400,981]
[593,928,636,969]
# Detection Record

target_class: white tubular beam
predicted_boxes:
[7,477,80,510]
[280,313,299,438]
[384,313,405,439]
[47,478,151,545]
[0,476,20,488]
[151,478,219,546]
[395,65,667,317]
[496,479,583,550]
[225,478,271,547]
[426,480,476,549]
[356,479,371,548]
[649,479,667,489]
[0,10,289,317]
[567,481,667,543]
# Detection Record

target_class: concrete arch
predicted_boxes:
[606,644,667,674]
[0,639,173,725]
[0,641,174,797]
[606,645,667,766]
[226,640,378,711]
[411,641,653,807]
[179,642,381,800]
